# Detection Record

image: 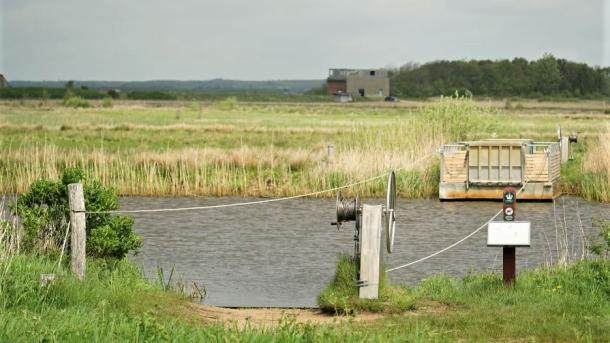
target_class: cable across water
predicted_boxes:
[386,152,549,273]
[85,152,434,214]
[84,148,549,274]
[85,173,385,214]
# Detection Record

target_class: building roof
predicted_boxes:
[328,68,387,81]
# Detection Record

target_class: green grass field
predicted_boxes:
[1,98,609,341]
[1,253,609,342]
[0,97,608,200]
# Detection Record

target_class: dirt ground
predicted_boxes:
[186,301,448,328]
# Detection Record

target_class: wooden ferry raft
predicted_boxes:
[439,139,561,200]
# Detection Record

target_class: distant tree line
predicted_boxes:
[0,84,175,101]
[0,86,334,103]
[0,87,108,100]
[390,54,610,99]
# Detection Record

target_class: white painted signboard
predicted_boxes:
[487,221,531,247]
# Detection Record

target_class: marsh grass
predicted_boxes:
[2,255,608,342]
[560,127,610,202]
[1,219,609,342]
[414,260,610,341]
[582,126,610,201]
[318,255,416,315]
[0,97,608,200]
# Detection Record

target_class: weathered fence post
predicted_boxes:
[359,204,382,299]
[327,144,334,167]
[560,136,569,163]
[68,183,86,280]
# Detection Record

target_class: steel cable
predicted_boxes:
[386,151,550,273]
[85,152,434,214]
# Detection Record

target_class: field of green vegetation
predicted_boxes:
[2,179,610,342]
[1,98,609,342]
[2,250,610,341]
[0,97,608,201]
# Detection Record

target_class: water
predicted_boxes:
[125,196,609,308]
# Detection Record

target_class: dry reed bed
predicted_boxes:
[0,123,347,135]
[581,126,610,201]
[2,97,607,199]
[0,144,437,197]
[0,100,464,197]
[584,127,610,179]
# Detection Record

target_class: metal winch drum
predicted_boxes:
[331,171,397,255]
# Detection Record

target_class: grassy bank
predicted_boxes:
[0,98,608,200]
[318,255,415,315]
[1,253,609,341]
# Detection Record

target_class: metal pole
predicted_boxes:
[502,187,517,286]
[503,247,516,286]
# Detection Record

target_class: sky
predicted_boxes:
[1,0,608,81]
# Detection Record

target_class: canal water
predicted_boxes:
[124,196,609,308]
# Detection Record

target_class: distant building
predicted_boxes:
[327,68,389,98]
[0,74,8,88]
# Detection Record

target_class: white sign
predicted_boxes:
[487,221,531,247]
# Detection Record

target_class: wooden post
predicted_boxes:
[359,204,382,299]
[560,136,569,163]
[327,144,334,167]
[68,183,86,280]
[503,247,516,286]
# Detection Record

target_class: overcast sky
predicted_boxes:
[1,0,608,81]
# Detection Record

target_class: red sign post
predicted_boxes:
[502,187,517,286]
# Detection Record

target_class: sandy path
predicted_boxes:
[186,301,447,328]
[188,304,384,328]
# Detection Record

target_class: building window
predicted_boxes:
[370,70,375,76]
[358,88,365,96]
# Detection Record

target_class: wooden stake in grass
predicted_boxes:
[68,183,86,281]
[359,204,382,299]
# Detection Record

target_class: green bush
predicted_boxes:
[14,167,141,259]
[318,254,415,314]
[101,97,113,108]
[62,96,91,108]
[126,90,177,100]
[216,96,238,110]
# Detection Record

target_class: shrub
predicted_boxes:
[62,95,91,108]
[101,97,113,108]
[318,254,415,314]
[216,96,238,110]
[14,167,141,259]
[126,91,177,100]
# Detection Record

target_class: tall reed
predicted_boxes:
[582,126,610,201]
[0,97,522,198]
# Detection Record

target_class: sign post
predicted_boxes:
[502,187,516,285]
[487,187,531,287]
